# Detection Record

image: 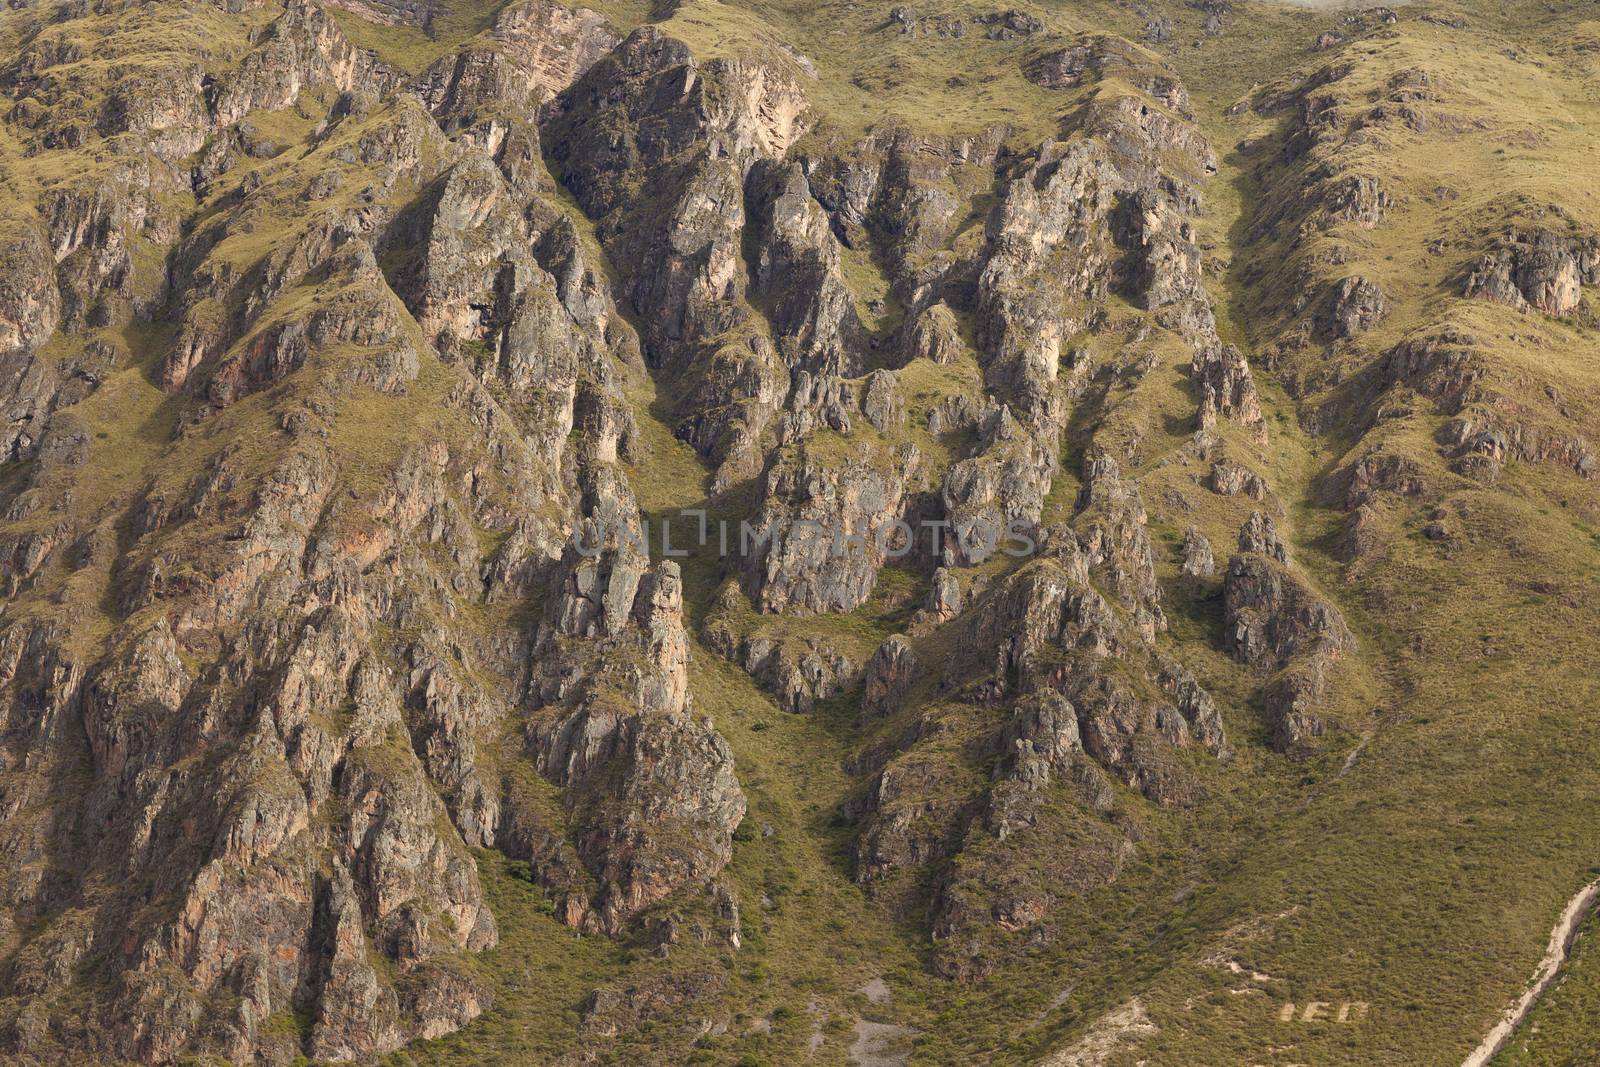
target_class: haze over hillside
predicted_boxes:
[0,0,1597,1064]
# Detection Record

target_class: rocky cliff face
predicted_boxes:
[0,1,1305,1056]
[2,0,1599,1064]
[0,2,748,1061]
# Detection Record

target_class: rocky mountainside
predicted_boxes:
[0,0,1597,1064]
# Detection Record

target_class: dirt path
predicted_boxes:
[1461,877,1600,1067]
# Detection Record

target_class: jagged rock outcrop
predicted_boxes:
[888,6,1036,40]
[746,159,864,377]
[1023,34,1190,113]
[527,497,747,929]
[492,0,623,96]
[1181,526,1215,578]
[1322,275,1386,338]
[1224,513,1353,756]
[703,615,857,713]
[1342,449,1428,510]
[530,691,746,934]
[940,406,1054,567]
[1464,229,1600,316]
[876,500,1231,973]
[1209,459,1269,500]
[748,440,922,616]
[905,301,966,365]
[863,634,918,719]
[580,970,728,1039]
[0,223,66,463]
[1371,329,1596,480]
[546,27,809,486]
[1326,173,1390,229]
[0,5,754,1061]
[213,0,395,126]
[1192,344,1266,441]
[666,29,1268,986]
[927,566,963,620]
[935,60,1225,576]
[1237,509,1289,563]
[852,454,1231,969]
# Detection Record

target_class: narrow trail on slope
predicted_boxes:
[1461,877,1600,1067]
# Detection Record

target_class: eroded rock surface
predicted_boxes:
[10,0,1567,1063]
[1465,230,1600,316]
[0,4,748,1061]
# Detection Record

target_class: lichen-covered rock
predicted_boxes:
[973,10,1044,39]
[1076,450,1167,639]
[976,137,1122,426]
